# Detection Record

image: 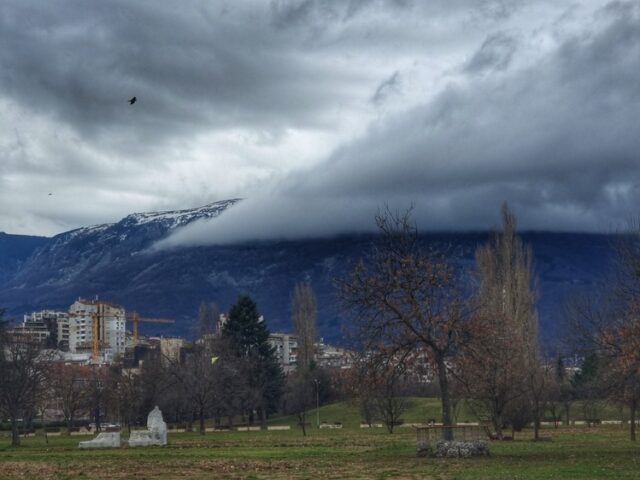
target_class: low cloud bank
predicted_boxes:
[158,2,640,247]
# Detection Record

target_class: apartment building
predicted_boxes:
[68,299,126,359]
[268,332,298,373]
[10,310,69,348]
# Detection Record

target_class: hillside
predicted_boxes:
[0,232,49,284]
[0,201,617,345]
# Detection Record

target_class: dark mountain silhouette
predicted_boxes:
[0,232,49,284]
[0,201,616,347]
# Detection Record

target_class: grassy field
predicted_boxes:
[1,400,638,479]
[272,397,630,428]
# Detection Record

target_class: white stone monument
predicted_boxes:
[78,432,121,449]
[129,406,167,447]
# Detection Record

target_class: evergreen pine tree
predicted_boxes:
[223,295,270,356]
[222,295,284,422]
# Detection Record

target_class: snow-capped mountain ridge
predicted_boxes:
[52,199,241,244]
[2,198,242,291]
[122,199,241,228]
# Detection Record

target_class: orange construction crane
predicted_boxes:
[125,311,175,344]
[68,307,105,363]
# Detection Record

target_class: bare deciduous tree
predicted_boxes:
[291,283,317,370]
[114,367,143,434]
[569,224,640,441]
[369,357,412,434]
[283,369,315,436]
[0,333,50,446]
[340,207,467,438]
[49,363,90,435]
[171,343,220,435]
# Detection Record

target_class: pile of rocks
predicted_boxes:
[417,440,490,458]
[435,440,490,457]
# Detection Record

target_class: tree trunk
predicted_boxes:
[630,400,637,442]
[299,413,307,436]
[41,411,48,444]
[436,356,453,441]
[533,415,540,441]
[492,412,504,440]
[94,407,101,433]
[386,423,394,434]
[564,402,571,426]
[199,407,206,435]
[11,417,20,447]
[260,405,267,428]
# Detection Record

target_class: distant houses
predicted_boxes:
[9,299,352,372]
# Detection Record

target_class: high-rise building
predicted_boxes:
[68,299,126,360]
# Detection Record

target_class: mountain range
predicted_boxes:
[0,200,617,347]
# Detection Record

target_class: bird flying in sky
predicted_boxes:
[129,96,137,105]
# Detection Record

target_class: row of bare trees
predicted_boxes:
[340,203,640,441]
[0,295,288,446]
[0,314,50,446]
[567,227,640,441]
[3,204,640,444]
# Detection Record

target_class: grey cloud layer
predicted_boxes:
[160,1,640,246]
[0,1,361,145]
[0,0,637,240]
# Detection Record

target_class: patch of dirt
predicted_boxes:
[0,462,60,479]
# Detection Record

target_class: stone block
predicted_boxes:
[129,430,155,447]
[128,406,167,447]
[79,432,121,449]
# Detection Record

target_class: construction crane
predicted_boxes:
[69,303,174,362]
[125,311,175,344]
[68,302,109,363]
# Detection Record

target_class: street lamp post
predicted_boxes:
[313,379,320,428]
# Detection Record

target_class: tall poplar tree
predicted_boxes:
[461,203,542,439]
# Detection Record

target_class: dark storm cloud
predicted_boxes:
[0,0,379,233]
[371,71,400,104]
[270,0,410,28]
[1,0,637,240]
[464,32,517,73]
[0,1,361,148]
[159,1,640,246]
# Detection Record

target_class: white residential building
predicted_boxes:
[68,299,126,358]
[268,332,298,373]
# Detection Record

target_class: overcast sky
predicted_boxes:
[1,1,639,243]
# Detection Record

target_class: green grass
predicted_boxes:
[269,397,482,428]
[1,415,639,479]
[268,398,630,429]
